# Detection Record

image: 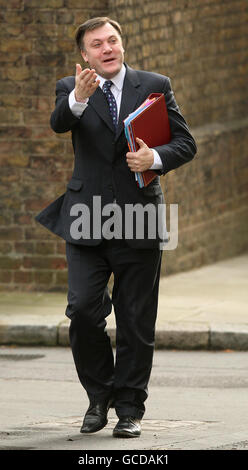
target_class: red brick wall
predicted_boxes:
[0,0,247,290]
[111,0,248,127]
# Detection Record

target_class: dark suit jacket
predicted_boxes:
[35,63,197,248]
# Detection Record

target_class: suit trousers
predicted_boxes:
[65,238,162,419]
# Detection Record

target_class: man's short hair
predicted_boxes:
[75,17,123,51]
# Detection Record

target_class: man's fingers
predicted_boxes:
[76,67,92,80]
[78,68,98,87]
[77,68,91,81]
[126,152,136,160]
[75,63,82,76]
[136,137,146,148]
[84,74,100,93]
[126,154,137,168]
[93,79,100,89]
[84,70,97,85]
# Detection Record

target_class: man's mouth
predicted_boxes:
[103,58,116,63]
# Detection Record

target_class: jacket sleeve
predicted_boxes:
[154,77,197,175]
[50,78,80,133]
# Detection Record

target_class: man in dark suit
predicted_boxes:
[36,17,196,438]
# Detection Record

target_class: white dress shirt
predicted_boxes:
[68,64,163,170]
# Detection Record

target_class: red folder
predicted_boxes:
[128,93,171,187]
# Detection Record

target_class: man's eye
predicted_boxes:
[93,43,101,47]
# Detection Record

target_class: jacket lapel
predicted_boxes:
[88,64,142,139]
[89,86,116,133]
[115,65,141,141]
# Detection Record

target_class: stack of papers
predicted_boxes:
[124,98,156,188]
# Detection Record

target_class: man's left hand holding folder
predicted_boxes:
[126,137,154,172]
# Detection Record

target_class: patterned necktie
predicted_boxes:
[102,80,118,129]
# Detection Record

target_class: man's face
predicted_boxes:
[81,22,125,79]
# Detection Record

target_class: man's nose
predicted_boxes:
[103,44,112,53]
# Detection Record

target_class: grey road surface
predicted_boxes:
[0,346,248,451]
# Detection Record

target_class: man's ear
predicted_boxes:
[81,50,88,63]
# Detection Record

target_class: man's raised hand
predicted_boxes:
[74,64,100,102]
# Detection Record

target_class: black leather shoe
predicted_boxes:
[80,397,112,433]
[113,416,141,438]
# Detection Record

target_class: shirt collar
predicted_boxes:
[97,64,126,91]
